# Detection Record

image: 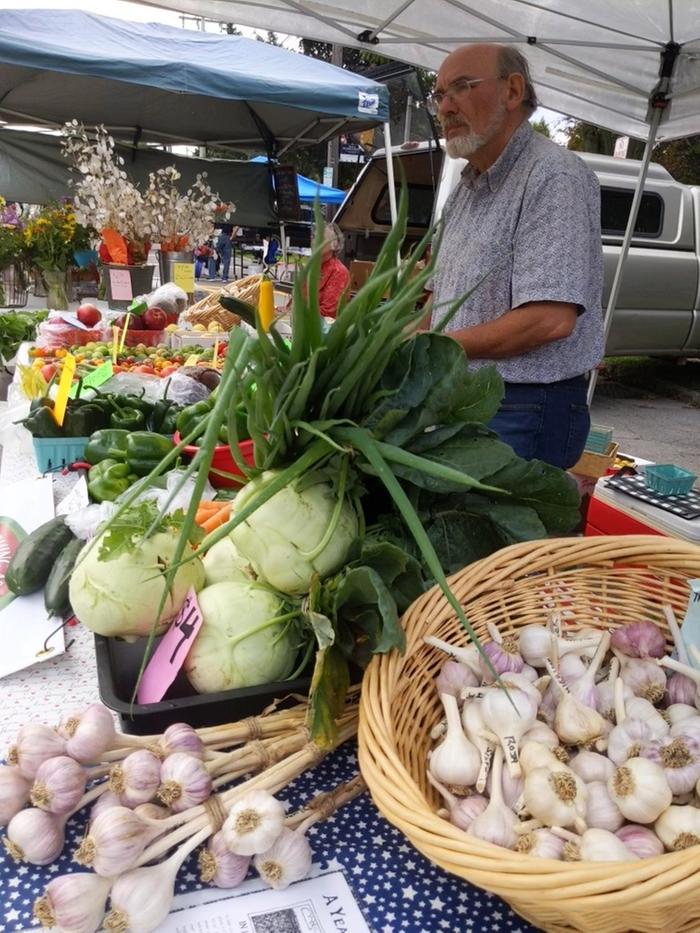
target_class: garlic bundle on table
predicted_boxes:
[425,608,700,863]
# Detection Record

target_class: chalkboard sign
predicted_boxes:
[274,164,301,221]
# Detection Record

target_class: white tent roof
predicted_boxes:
[133,0,700,141]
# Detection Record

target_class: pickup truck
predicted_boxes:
[334,140,700,358]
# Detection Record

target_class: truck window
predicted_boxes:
[372,184,436,228]
[600,187,664,238]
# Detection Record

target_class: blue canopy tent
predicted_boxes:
[0,9,389,155]
[250,156,346,205]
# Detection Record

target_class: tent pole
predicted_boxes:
[383,121,398,225]
[586,105,663,406]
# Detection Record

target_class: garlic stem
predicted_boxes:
[659,655,700,686]
[614,677,627,726]
[423,635,481,676]
[664,605,690,665]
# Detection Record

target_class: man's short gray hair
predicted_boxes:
[498,46,539,113]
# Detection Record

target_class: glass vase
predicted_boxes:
[42,268,71,310]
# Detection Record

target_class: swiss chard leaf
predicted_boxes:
[330,564,405,667]
[355,538,426,614]
[481,457,581,533]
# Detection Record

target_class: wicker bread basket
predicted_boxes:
[358,535,700,933]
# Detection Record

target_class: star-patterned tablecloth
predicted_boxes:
[0,469,538,933]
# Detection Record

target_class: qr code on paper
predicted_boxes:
[251,908,303,933]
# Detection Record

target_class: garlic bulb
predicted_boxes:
[655,804,700,850]
[546,661,606,746]
[640,734,700,794]
[513,828,565,859]
[33,872,112,933]
[480,687,536,778]
[606,720,653,766]
[615,654,666,705]
[667,705,700,728]
[74,806,160,877]
[522,723,560,751]
[222,790,286,856]
[596,659,632,722]
[569,750,615,784]
[567,631,611,710]
[467,747,518,848]
[30,756,86,815]
[0,765,31,826]
[4,807,67,865]
[518,624,600,667]
[428,693,479,788]
[480,623,524,682]
[461,701,493,792]
[436,659,478,696]
[610,620,667,659]
[558,653,588,682]
[58,704,116,764]
[428,772,488,831]
[519,742,564,776]
[585,781,624,832]
[159,722,205,760]
[608,758,672,823]
[423,635,481,677]
[90,791,122,825]
[662,604,697,707]
[157,752,212,812]
[109,750,161,808]
[133,803,171,821]
[615,824,665,858]
[523,765,588,833]
[659,655,700,707]
[8,724,66,779]
[199,831,250,888]
[254,827,312,890]
[557,826,638,862]
[624,696,669,739]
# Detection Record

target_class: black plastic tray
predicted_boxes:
[94,634,312,735]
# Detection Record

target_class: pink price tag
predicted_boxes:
[137,587,203,704]
[109,268,133,301]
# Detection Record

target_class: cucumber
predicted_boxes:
[44,537,84,618]
[5,517,76,596]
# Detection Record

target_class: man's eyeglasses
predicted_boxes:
[427,77,489,115]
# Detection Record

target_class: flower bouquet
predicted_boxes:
[22,202,93,310]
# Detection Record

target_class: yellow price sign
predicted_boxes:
[52,353,76,426]
[173,262,195,294]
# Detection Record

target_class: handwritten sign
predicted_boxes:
[68,361,114,398]
[680,579,700,669]
[173,262,195,294]
[52,352,76,426]
[273,164,301,221]
[109,268,133,301]
[137,587,203,704]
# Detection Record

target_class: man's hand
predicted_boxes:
[450,301,577,358]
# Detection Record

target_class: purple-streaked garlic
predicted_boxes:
[615,652,666,705]
[523,756,588,834]
[429,693,480,788]
[7,724,66,779]
[513,827,565,859]
[4,807,67,864]
[58,704,116,764]
[423,635,481,677]
[608,679,657,764]
[109,749,161,807]
[461,700,493,792]
[0,765,31,826]
[436,659,478,697]
[662,604,697,707]
[615,823,665,858]
[467,747,518,848]
[74,805,161,877]
[610,620,667,659]
[157,752,213,812]
[585,781,624,832]
[640,734,700,794]
[554,826,637,862]
[159,722,205,760]
[567,632,611,710]
[480,623,524,682]
[658,654,700,709]
[480,686,536,778]
[199,830,251,887]
[569,750,615,784]
[30,755,86,815]
[654,804,700,850]
[134,802,171,821]
[90,791,122,825]
[33,871,112,933]
[427,771,488,831]
[518,623,601,668]
[254,827,313,890]
[667,704,699,728]
[222,790,286,856]
[608,758,672,823]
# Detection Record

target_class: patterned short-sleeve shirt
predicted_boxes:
[430,121,605,383]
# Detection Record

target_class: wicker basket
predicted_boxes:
[358,535,700,933]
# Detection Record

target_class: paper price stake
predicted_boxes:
[137,587,203,704]
[52,352,76,426]
[680,578,700,669]
[68,360,114,398]
[112,326,119,365]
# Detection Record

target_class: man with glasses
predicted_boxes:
[427,44,604,470]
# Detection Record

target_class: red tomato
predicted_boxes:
[40,363,57,381]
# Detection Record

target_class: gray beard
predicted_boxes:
[443,102,507,160]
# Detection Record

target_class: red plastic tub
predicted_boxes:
[174,433,256,488]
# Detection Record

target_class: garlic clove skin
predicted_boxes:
[461,700,493,793]
[134,802,171,821]
[610,620,667,659]
[74,806,160,877]
[199,830,250,887]
[655,804,700,850]
[480,635,524,683]
[429,693,480,788]
[585,781,624,832]
[0,764,31,826]
[436,659,478,696]
[109,749,162,808]
[617,656,667,706]
[518,624,600,668]
[607,720,653,766]
[254,827,312,890]
[33,872,112,933]
[428,771,488,831]
[554,693,606,747]
[569,751,615,784]
[615,824,665,859]
[558,653,588,681]
[90,790,122,825]
[157,752,212,812]
[160,722,205,760]
[521,723,560,751]
[579,828,638,862]
[667,705,700,728]
[4,807,66,865]
[222,790,286,856]
[513,827,565,859]
[665,672,697,708]
[523,767,588,833]
[8,724,66,779]
[60,704,117,764]
[624,697,669,738]
[106,860,177,933]
[30,755,87,815]
[608,757,672,824]
[640,734,700,795]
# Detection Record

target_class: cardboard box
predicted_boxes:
[571,442,619,479]
[349,260,375,293]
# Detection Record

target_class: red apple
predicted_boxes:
[143,306,168,331]
[76,303,101,327]
[115,313,144,330]
[166,311,179,326]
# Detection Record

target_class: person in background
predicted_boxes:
[194,240,213,280]
[427,43,604,470]
[215,223,234,282]
[317,223,350,319]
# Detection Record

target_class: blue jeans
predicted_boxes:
[216,235,232,280]
[488,375,590,469]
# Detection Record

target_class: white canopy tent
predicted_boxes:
[134,1,700,399]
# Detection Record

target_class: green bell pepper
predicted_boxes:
[21,404,64,438]
[87,459,136,503]
[110,406,146,432]
[122,390,155,419]
[158,404,181,436]
[176,399,213,442]
[84,429,129,465]
[62,402,110,437]
[125,432,174,476]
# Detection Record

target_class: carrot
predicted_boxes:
[201,502,232,533]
